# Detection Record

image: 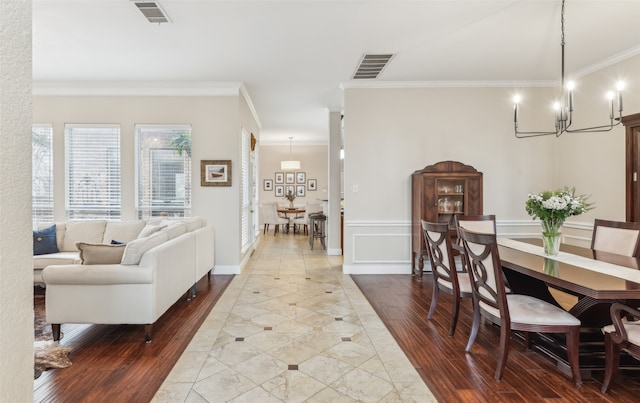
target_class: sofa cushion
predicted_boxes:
[34,252,81,269]
[62,220,107,252]
[137,224,166,239]
[162,222,188,240]
[121,232,169,265]
[184,217,205,232]
[34,224,59,255]
[102,221,146,244]
[76,242,126,265]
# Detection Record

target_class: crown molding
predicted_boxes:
[32,81,244,96]
[239,83,262,129]
[573,44,640,79]
[340,80,557,90]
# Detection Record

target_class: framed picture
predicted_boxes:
[296,172,306,184]
[274,185,284,197]
[285,185,295,196]
[285,172,295,184]
[296,184,306,197]
[307,179,317,191]
[201,160,232,187]
[263,179,273,191]
[275,172,284,184]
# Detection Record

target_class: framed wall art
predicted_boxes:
[285,185,295,196]
[285,172,295,184]
[307,179,317,191]
[296,172,306,184]
[201,160,232,187]
[275,172,284,184]
[296,185,306,197]
[264,179,273,191]
[275,185,284,197]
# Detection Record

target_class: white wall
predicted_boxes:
[33,93,259,273]
[0,0,34,400]
[342,51,640,274]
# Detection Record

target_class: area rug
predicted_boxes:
[34,340,72,379]
[34,289,71,379]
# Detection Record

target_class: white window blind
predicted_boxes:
[241,130,250,252]
[32,125,54,225]
[65,125,121,220]
[136,125,191,219]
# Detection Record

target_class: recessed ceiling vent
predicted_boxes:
[352,54,394,79]
[132,1,171,24]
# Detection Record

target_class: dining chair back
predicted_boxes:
[591,219,640,257]
[260,202,289,236]
[292,202,322,235]
[601,303,640,392]
[459,227,582,385]
[455,214,496,237]
[422,220,473,336]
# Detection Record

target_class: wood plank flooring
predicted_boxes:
[33,275,233,403]
[34,269,640,402]
[351,273,640,403]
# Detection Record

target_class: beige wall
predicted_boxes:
[33,93,258,272]
[258,144,328,211]
[342,53,640,273]
[0,0,34,400]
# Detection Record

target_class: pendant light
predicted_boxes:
[281,137,301,170]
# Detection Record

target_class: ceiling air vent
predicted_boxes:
[132,1,171,24]
[352,54,394,79]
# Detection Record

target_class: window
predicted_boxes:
[32,125,54,225]
[136,125,192,219]
[241,129,250,252]
[65,124,121,220]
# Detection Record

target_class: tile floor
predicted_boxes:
[153,232,435,402]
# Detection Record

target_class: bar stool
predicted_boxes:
[309,213,326,250]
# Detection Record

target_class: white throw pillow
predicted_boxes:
[103,221,146,244]
[121,232,168,265]
[137,224,166,239]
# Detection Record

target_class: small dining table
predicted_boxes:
[276,208,305,233]
[496,237,640,373]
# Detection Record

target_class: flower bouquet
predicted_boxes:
[284,189,296,208]
[525,187,592,255]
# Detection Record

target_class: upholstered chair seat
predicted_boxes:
[481,294,581,326]
[601,303,640,392]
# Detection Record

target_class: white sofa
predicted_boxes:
[39,217,214,342]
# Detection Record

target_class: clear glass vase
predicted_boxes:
[541,219,563,256]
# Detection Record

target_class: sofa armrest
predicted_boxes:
[42,264,153,286]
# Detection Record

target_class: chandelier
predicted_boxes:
[513,0,624,138]
[280,137,300,170]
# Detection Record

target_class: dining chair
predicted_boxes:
[260,202,289,236]
[591,219,640,257]
[292,202,322,235]
[458,227,582,385]
[422,220,473,337]
[601,302,640,393]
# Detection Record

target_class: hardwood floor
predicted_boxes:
[34,268,640,402]
[33,275,233,403]
[351,273,640,403]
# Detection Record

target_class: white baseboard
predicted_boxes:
[342,263,411,275]
[212,265,240,275]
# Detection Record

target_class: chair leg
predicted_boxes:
[566,327,582,386]
[449,295,461,337]
[427,285,439,320]
[465,299,481,352]
[601,332,620,393]
[263,224,268,234]
[52,324,61,341]
[495,325,511,381]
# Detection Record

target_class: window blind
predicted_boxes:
[32,125,54,225]
[136,125,191,219]
[241,130,250,252]
[65,125,121,220]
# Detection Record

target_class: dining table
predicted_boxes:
[276,208,305,233]
[496,237,640,373]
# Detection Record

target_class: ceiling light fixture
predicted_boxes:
[281,137,300,171]
[513,0,623,138]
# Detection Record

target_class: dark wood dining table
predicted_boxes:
[497,238,640,373]
[277,208,305,233]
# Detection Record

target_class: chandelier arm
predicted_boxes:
[514,129,559,138]
[564,121,621,133]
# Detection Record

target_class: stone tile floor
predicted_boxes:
[153,233,435,402]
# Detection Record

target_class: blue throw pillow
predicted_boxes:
[111,240,125,245]
[33,224,59,255]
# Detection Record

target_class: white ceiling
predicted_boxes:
[33,0,640,144]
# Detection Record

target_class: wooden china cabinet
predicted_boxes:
[411,161,483,276]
